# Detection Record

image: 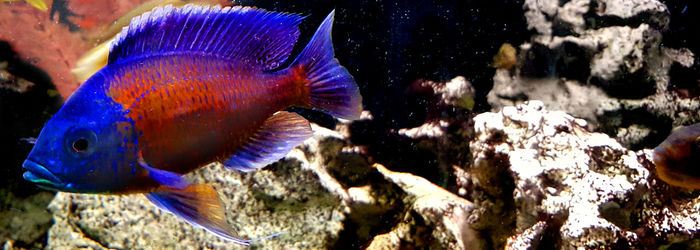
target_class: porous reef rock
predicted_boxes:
[0,191,53,248]
[366,164,479,250]
[468,100,700,249]
[490,0,700,149]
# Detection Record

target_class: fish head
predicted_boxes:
[23,76,139,193]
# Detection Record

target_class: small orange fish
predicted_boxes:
[492,43,517,70]
[653,123,700,189]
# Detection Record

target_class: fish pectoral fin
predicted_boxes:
[138,151,190,189]
[146,184,255,245]
[224,111,312,172]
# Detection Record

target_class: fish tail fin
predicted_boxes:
[146,184,281,245]
[291,10,362,120]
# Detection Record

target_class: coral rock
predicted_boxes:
[370,164,479,250]
[470,100,700,248]
[491,0,699,149]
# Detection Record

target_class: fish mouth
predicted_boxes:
[22,159,63,188]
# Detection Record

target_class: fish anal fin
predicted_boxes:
[146,184,251,245]
[224,111,312,172]
[108,5,303,70]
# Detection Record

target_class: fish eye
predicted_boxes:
[72,138,89,153]
[64,127,98,157]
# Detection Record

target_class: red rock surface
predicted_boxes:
[0,0,228,100]
[1,1,86,99]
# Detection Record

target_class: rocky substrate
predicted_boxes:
[469,101,700,249]
[488,0,700,149]
[44,97,700,249]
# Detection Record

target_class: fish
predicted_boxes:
[22,4,362,245]
[652,123,700,189]
[491,43,517,70]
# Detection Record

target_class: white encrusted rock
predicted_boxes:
[491,0,700,149]
[472,101,650,249]
[369,164,479,250]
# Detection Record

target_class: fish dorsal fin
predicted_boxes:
[224,111,312,172]
[108,4,304,70]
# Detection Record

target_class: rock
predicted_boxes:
[355,77,482,249]
[367,164,479,250]
[0,43,62,249]
[505,221,547,249]
[396,76,477,182]
[47,163,345,249]
[46,124,368,249]
[0,190,54,248]
[469,101,700,248]
[404,76,476,123]
[489,71,613,125]
[0,1,229,99]
[0,3,86,100]
[524,0,668,38]
[0,62,34,93]
[422,76,476,110]
[490,0,700,149]
[470,101,644,248]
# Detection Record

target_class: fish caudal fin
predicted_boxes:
[292,10,363,120]
[146,184,281,245]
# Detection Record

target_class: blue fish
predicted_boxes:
[22,4,362,245]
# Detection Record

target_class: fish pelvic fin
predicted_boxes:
[291,10,363,120]
[224,111,312,172]
[146,184,281,245]
[138,151,191,189]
